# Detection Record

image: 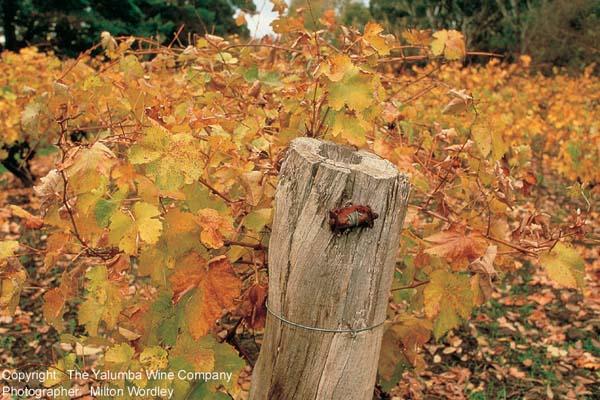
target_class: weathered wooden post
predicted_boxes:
[249,138,410,400]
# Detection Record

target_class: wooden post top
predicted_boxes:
[283,137,405,181]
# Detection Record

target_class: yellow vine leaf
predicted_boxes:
[100,31,117,53]
[138,246,174,283]
[0,258,27,316]
[327,64,375,112]
[240,171,264,206]
[105,343,134,369]
[78,266,123,336]
[161,208,203,258]
[66,142,116,191]
[243,208,273,233]
[43,354,75,388]
[129,128,205,190]
[0,240,19,261]
[109,202,162,255]
[472,125,491,158]
[424,270,473,339]
[322,54,353,82]
[491,129,508,162]
[212,339,246,392]
[330,111,368,147]
[140,346,169,371]
[20,99,45,135]
[431,30,466,60]
[363,22,392,56]
[83,75,103,91]
[540,242,585,289]
[128,126,170,164]
[120,54,144,80]
[103,343,143,387]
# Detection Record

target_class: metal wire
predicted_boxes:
[265,302,385,335]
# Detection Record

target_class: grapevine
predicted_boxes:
[0,9,596,399]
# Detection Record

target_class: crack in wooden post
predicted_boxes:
[249,138,410,400]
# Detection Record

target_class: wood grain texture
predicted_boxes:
[249,138,410,400]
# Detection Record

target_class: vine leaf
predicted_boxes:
[379,317,432,390]
[9,205,44,229]
[441,89,473,115]
[402,29,431,46]
[235,283,268,330]
[194,208,234,249]
[271,0,287,14]
[184,257,241,339]
[212,339,246,391]
[43,354,76,388]
[363,22,392,56]
[424,227,487,270]
[0,257,26,316]
[140,346,169,371]
[41,231,70,269]
[78,266,124,336]
[424,270,473,339]
[472,125,492,158]
[129,127,205,190]
[170,252,208,303]
[327,61,376,112]
[108,202,163,255]
[243,208,273,233]
[171,334,216,371]
[65,142,115,193]
[0,240,19,260]
[430,30,466,60]
[170,254,241,339]
[331,111,368,147]
[322,54,353,82]
[105,343,134,369]
[540,242,585,289]
[43,287,66,330]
